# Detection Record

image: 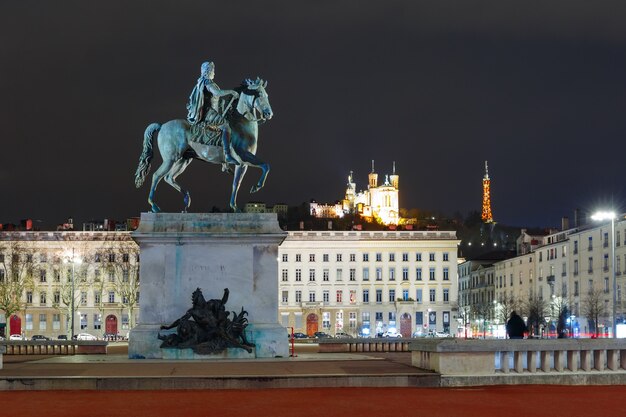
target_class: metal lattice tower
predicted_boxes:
[481,161,493,223]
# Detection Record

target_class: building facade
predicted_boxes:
[0,231,139,339]
[278,230,459,337]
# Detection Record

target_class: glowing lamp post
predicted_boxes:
[63,249,82,340]
[591,211,617,338]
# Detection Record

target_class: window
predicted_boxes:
[295,254,301,262]
[588,257,593,273]
[389,268,395,281]
[323,290,329,303]
[443,267,449,281]
[323,254,329,262]
[39,269,47,282]
[363,289,369,303]
[94,314,102,330]
[349,312,357,329]
[389,289,395,302]
[25,314,33,330]
[323,269,329,281]
[443,288,449,303]
[402,289,409,301]
[336,268,343,281]
[416,289,422,303]
[281,269,288,282]
[108,253,115,262]
[54,291,60,304]
[574,240,578,254]
[40,292,47,306]
[282,254,288,262]
[402,268,409,281]
[94,269,101,282]
[122,253,129,263]
[376,253,382,262]
[363,253,369,262]
[26,291,33,304]
[95,253,101,262]
[123,294,130,304]
[336,290,343,303]
[39,314,47,330]
[80,313,88,330]
[402,253,409,262]
[350,254,356,262]
[588,236,593,251]
[389,253,395,262]
[604,254,609,271]
[604,232,609,248]
[0,269,4,283]
[574,281,579,296]
[309,269,315,281]
[376,289,382,303]
[574,260,579,275]
[281,290,289,303]
[375,312,383,322]
[108,291,115,303]
[429,289,436,302]
[336,254,342,262]
[108,271,115,282]
[429,253,435,261]
[443,253,449,261]
[295,269,302,281]
[309,254,315,262]
[295,290,302,303]
[308,291,316,302]
[429,267,436,281]
[376,268,382,281]
[416,253,422,262]
[348,268,356,281]
[362,268,369,281]
[605,277,610,293]
[94,292,101,305]
[53,314,61,330]
[81,291,87,305]
[123,270,129,282]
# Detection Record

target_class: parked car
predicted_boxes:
[76,333,97,341]
[290,332,308,339]
[31,335,50,341]
[57,335,68,340]
[334,331,352,338]
[313,331,331,339]
[383,329,402,338]
[9,334,23,340]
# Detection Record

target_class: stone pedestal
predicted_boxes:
[128,212,288,359]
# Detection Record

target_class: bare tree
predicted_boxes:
[581,285,609,337]
[495,293,520,325]
[471,300,493,338]
[101,241,140,331]
[522,294,548,337]
[0,241,36,332]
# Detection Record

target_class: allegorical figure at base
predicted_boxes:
[158,287,255,354]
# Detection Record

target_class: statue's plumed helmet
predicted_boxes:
[201,61,215,74]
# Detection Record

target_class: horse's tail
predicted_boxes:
[134,123,161,188]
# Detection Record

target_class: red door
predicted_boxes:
[105,315,118,334]
[306,314,318,336]
[400,313,412,338]
[9,315,21,336]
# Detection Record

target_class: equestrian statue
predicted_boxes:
[134,61,273,212]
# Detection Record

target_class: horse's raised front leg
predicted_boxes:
[148,158,176,213]
[236,150,270,194]
[230,164,248,212]
[164,158,193,212]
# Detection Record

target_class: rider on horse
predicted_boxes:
[186,61,240,165]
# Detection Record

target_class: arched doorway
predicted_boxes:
[9,315,21,336]
[306,313,318,336]
[105,315,118,334]
[400,313,412,338]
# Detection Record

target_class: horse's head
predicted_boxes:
[236,77,273,121]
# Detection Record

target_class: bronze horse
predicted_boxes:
[134,78,273,212]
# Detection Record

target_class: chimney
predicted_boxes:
[561,216,569,231]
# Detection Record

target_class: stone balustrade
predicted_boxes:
[0,340,108,356]
[318,338,410,353]
[410,338,626,376]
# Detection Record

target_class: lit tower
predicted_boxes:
[481,161,493,223]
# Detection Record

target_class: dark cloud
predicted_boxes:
[1,1,625,229]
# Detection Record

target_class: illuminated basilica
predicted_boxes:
[310,161,400,225]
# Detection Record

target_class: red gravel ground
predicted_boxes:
[1,385,625,417]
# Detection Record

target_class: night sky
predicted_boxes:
[2,1,626,229]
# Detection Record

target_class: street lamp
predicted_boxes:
[63,249,82,340]
[591,211,617,338]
